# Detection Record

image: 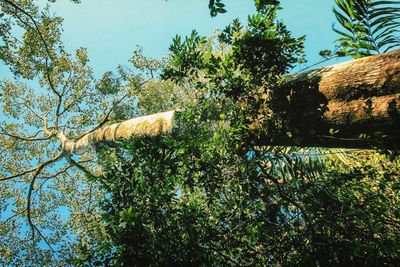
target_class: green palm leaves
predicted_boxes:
[333,0,400,58]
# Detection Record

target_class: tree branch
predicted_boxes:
[2,0,63,127]
[0,208,27,227]
[0,127,49,142]
[12,96,47,123]
[26,151,63,251]
[1,165,41,182]
[67,156,98,179]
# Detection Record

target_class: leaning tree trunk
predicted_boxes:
[262,49,400,149]
[60,50,400,153]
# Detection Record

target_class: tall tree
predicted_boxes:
[0,0,399,265]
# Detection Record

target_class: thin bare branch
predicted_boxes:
[1,166,41,182]
[67,156,98,179]
[0,208,27,226]
[0,127,49,142]
[58,90,90,117]
[38,165,72,180]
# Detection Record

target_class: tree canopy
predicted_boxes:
[0,0,399,266]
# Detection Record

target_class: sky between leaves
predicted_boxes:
[1,0,342,79]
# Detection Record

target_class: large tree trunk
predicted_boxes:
[61,51,400,153]
[262,49,400,149]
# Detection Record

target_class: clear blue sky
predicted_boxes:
[47,0,341,77]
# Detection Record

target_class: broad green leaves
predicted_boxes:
[82,1,400,265]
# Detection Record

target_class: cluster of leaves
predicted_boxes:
[163,2,304,144]
[330,0,400,58]
[208,0,226,17]
[208,0,282,17]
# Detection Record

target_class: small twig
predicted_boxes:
[0,208,27,226]
[38,165,74,179]
[299,55,338,72]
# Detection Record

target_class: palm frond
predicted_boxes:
[333,0,400,58]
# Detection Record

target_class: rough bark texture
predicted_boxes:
[60,51,400,152]
[268,49,400,149]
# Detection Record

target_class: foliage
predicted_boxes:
[163,2,305,145]
[298,151,400,266]
[208,0,282,17]
[87,111,316,266]
[332,0,400,58]
[78,1,400,266]
[90,117,400,266]
[208,0,227,17]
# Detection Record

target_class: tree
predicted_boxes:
[0,0,399,265]
[0,0,186,264]
[71,49,400,152]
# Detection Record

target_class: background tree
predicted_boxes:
[0,0,186,264]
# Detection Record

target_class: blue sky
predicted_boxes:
[46,0,342,77]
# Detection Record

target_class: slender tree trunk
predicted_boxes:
[58,111,175,154]
[60,50,400,152]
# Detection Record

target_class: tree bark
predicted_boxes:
[262,49,400,149]
[61,51,400,152]
[58,111,175,154]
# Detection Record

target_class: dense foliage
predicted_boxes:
[80,1,400,266]
[88,131,400,266]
